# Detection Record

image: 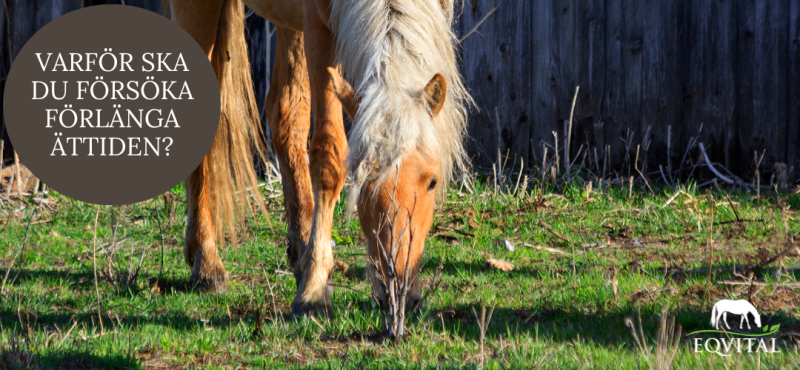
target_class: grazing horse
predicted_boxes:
[710,300,762,330]
[165,0,469,317]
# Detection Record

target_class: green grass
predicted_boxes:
[1,175,799,369]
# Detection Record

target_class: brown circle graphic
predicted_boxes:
[3,5,219,205]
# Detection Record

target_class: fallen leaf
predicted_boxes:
[334,260,349,274]
[486,258,514,272]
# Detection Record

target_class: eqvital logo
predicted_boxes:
[689,299,781,357]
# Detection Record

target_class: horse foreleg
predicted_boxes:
[291,0,347,318]
[185,159,229,292]
[267,27,313,272]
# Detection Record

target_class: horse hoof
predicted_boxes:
[189,271,229,294]
[407,294,424,313]
[291,297,334,320]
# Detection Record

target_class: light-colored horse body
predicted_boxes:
[710,300,762,330]
[168,0,467,317]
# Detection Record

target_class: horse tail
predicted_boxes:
[160,0,268,246]
[205,0,270,244]
[710,303,718,328]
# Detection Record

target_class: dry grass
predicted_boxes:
[626,305,682,370]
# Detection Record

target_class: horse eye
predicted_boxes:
[427,178,438,192]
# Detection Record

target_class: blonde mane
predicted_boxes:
[330,0,470,213]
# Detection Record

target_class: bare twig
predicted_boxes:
[458,6,497,43]
[634,145,654,193]
[566,86,579,184]
[746,243,796,274]
[13,151,21,196]
[538,220,575,244]
[371,170,423,341]
[92,205,104,334]
[677,124,703,178]
[697,143,748,188]
[659,165,672,187]
[719,281,800,288]
[0,140,4,175]
[754,150,765,204]
[6,172,14,198]
[152,201,167,287]
[472,304,495,370]
[411,262,443,313]
[726,195,741,223]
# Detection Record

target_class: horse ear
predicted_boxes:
[423,73,447,117]
[327,67,358,119]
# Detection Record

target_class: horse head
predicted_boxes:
[330,68,447,310]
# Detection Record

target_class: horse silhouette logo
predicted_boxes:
[710,299,761,330]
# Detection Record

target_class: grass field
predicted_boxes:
[1,172,799,369]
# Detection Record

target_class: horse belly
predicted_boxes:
[243,0,304,31]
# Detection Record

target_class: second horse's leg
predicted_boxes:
[185,159,229,292]
[291,0,348,317]
[266,27,314,273]
[172,0,228,293]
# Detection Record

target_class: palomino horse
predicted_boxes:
[166,0,469,317]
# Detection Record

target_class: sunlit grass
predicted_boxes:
[1,174,799,369]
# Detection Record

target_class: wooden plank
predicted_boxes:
[0,0,7,160]
[506,0,533,166]
[554,0,576,165]
[679,0,703,179]
[788,0,800,178]
[732,0,755,176]
[708,0,735,170]
[602,0,623,174]
[7,0,80,58]
[529,0,556,168]
[687,0,734,171]
[642,0,680,174]
[620,0,643,178]
[567,0,599,170]
[457,0,491,164]
[9,0,36,58]
[2,0,80,157]
[126,0,162,13]
[460,0,533,167]
[0,0,7,74]
[753,1,788,171]
[585,0,605,172]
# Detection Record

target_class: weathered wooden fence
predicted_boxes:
[458,0,800,183]
[2,0,799,183]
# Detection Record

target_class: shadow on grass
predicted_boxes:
[1,342,139,370]
[426,304,800,350]
[4,268,97,289]
[3,264,798,353]
[37,350,139,370]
